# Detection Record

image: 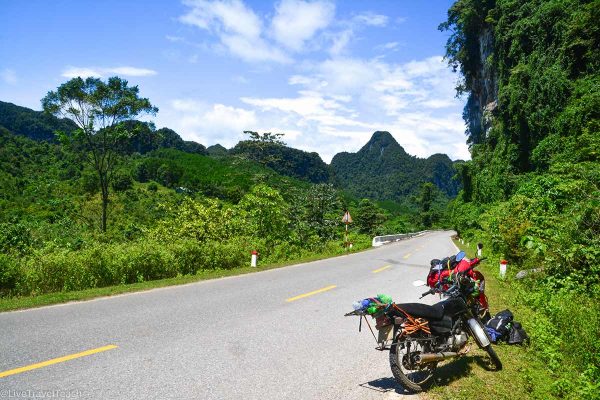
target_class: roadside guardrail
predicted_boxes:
[372,231,430,247]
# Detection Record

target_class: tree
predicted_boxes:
[300,183,341,240]
[234,131,287,168]
[42,76,157,232]
[238,184,289,242]
[244,130,286,145]
[355,198,386,235]
[418,182,436,228]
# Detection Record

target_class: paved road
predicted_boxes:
[0,231,459,399]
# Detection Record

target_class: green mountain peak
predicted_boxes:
[331,131,459,202]
[359,131,405,158]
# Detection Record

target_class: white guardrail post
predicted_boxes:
[372,230,430,247]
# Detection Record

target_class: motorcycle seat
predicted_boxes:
[393,302,445,321]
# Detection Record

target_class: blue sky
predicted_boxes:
[0,0,468,162]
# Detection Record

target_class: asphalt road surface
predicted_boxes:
[1,230,459,399]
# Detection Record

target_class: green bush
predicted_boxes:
[24,250,97,294]
[515,283,600,399]
[198,240,247,270]
[84,245,117,287]
[111,171,134,192]
[0,222,32,254]
[0,253,22,295]
[114,241,177,284]
[168,240,204,275]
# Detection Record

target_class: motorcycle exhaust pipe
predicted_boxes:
[415,351,460,364]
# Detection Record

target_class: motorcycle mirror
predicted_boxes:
[412,280,426,287]
[455,251,466,261]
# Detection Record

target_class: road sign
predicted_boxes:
[342,210,353,224]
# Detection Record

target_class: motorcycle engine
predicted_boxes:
[448,332,469,351]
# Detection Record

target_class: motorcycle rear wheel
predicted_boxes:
[389,340,436,392]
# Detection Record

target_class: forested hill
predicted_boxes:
[0,100,461,201]
[444,0,599,278]
[443,0,599,395]
[0,101,207,155]
[331,131,460,202]
[0,100,77,141]
[230,140,331,184]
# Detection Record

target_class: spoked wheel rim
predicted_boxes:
[396,342,436,385]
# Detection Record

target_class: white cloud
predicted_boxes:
[166,35,185,42]
[0,68,17,85]
[177,1,389,63]
[321,10,390,55]
[375,41,400,52]
[237,55,467,161]
[156,54,468,162]
[61,66,157,78]
[316,58,383,93]
[61,67,103,79]
[163,99,257,146]
[179,0,291,63]
[241,89,363,128]
[232,75,249,84]
[108,67,158,76]
[329,29,353,56]
[219,33,290,63]
[271,0,335,51]
[169,3,468,161]
[353,12,388,27]
[181,0,261,37]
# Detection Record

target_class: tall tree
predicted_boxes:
[42,76,157,232]
[418,182,436,228]
[355,198,386,235]
[235,131,287,168]
[304,183,342,240]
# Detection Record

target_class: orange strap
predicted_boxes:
[392,304,431,335]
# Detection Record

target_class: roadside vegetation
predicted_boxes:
[0,82,449,310]
[434,0,600,398]
[424,240,598,400]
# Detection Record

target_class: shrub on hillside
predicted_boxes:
[0,254,22,296]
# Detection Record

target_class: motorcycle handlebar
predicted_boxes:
[462,257,487,274]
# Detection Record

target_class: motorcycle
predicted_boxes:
[345,252,501,392]
[426,251,491,322]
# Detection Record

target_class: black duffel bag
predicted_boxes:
[485,309,513,342]
[508,321,529,345]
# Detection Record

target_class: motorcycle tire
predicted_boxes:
[484,344,502,371]
[389,341,436,392]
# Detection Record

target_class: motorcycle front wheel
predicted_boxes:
[484,344,502,370]
[389,340,436,392]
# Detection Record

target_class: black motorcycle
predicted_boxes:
[345,257,502,392]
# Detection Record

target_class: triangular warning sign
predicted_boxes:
[342,210,353,223]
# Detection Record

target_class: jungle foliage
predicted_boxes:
[441,0,599,397]
[230,131,332,184]
[0,105,424,300]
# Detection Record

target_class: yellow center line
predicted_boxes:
[286,285,337,302]
[0,345,118,379]
[372,265,391,273]
[403,253,412,259]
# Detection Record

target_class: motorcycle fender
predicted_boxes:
[378,324,394,344]
[467,318,490,347]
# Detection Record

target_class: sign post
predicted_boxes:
[341,210,353,250]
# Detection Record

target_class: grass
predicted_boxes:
[422,239,557,400]
[0,242,372,313]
